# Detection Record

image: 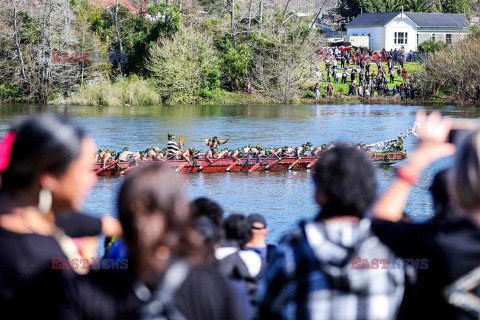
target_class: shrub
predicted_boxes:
[417,40,448,54]
[64,76,160,106]
[147,27,221,104]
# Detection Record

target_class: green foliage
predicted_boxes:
[338,0,386,20]
[417,40,448,53]
[384,0,404,11]
[215,37,253,90]
[0,84,20,101]
[147,27,221,104]
[441,0,469,14]
[404,0,431,12]
[89,3,181,75]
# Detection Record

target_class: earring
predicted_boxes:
[38,188,52,215]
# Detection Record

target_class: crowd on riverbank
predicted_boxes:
[308,46,420,102]
[1,113,480,320]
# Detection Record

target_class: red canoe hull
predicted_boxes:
[93,152,407,176]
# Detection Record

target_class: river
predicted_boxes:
[0,103,478,244]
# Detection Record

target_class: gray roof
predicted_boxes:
[322,31,347,39]
[347,12,469,28]
[346,12,401,27]
[405,12,469,28]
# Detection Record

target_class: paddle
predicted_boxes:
[199,156,224,171]
[288,157,302,170]
[95,161,118,176]
[265,156,284,170]
[307,158,319,168]
[249,158,264,172]
[175,160,191,172]
[226,158,242,171]
[288,149,305,170]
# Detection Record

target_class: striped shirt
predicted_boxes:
[167,141,179,154]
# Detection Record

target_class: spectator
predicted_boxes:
[0,114,97,319]
[245,214,270,262]
[402,67,408,82]
[327,82,333,97]
[314,83,320,101]
[191,197,224,228]
[216,214,263,309]
[259,145,405,320]
[372,111,480,320]
[342,70,348,84]
[429,169,456,223]
[64,164,246,320]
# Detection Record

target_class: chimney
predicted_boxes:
[401,5,404,19]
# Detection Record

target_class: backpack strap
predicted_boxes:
[135,260,190,320]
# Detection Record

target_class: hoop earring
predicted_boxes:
[38,188,52,215]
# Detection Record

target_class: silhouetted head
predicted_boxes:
[223,214,251,249]
[312,145,376,219]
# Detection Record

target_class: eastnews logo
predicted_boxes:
[51,257,128,270]
[51,51,128,64]
[352,257,428,270]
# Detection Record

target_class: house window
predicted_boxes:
[394,32,408,45]
[431,34,436,41]
[417,34,419,44]
[446,34,452,45]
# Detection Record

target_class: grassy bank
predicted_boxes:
[50,62,457,107]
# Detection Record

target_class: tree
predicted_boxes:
[404,0,431,12]
[384,0,404,11]
[338,0,386,20]
[147,27,221,104]
[249,15,317,102]
[441,0,469,14]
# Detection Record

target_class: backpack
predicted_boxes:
[133,260,190,320]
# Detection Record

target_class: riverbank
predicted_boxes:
[46,61,439,107]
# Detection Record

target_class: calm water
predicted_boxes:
[1,103,479,244]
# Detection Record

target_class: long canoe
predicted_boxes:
[93,152,407,176]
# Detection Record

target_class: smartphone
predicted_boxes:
[448,119,480,143]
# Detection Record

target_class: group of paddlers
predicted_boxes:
[94,134,371,168]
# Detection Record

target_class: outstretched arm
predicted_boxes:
[372,111,456,222]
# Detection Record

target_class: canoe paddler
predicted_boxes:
[117,147,134,162]
[312,146,322,156]
[167,134,180,155]
[182,147,196,161]
[205,136,229,155]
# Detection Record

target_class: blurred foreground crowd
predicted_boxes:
[0,112,479,320]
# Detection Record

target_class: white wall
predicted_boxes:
[344,36,370,48]
[385,15,417,52]
[417,31,466,46]
[347,27,385,51]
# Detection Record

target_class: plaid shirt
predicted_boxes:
[258,219,405,320]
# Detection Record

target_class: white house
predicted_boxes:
[346,11,469,51]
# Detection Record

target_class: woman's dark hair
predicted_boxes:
[312,145,377,218]
[223,214,251,248]
[118,164,204,281]
[1,114,85,193]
